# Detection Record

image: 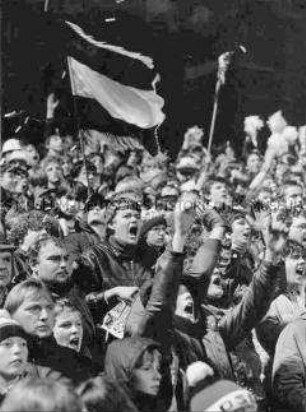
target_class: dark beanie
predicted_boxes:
[139,215,167,241]
[0,318,29,343]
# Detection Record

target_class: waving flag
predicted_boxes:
[66,21,165,154]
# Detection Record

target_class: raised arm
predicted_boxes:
[188,207,225,280]
[129,194,197,337]
[219,213,288,349]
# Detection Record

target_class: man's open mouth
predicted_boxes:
[184,302,194,314]
[90,220,103,226]
[213,277,222,286]
[129,226,138,237]
[296,266,305,276]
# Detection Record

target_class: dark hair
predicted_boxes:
[203,177,230,197]
[77,375,137,412]
[0,378,82,412]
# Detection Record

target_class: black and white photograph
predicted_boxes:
[1,0,306,410]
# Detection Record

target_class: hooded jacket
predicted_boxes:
[272,313,306,411]
[104,337,172,412]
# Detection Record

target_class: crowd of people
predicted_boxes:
[1,98,306,412]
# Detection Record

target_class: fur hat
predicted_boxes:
[190,379,257,412]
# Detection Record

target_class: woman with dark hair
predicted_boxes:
[104,337,172,412]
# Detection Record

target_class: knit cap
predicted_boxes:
[0,315,29,344]
[1,139,23,155]
[190,379,257,412]
[139,215,167,242]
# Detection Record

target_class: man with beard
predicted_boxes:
[29,237,96,359]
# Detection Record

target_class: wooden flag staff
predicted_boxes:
[207,51,233,157]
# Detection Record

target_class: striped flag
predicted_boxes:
[66,21,165,154]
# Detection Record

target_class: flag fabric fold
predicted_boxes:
[65,20,165,155]
[67,56,165,129]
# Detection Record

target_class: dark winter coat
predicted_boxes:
[104,337,172,412]
[28,335,97,385]
[65,221,99,263]
[272,313,306,411]
[74,237,152,320]
[129,239,284,381]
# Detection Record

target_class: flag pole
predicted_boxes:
[67,57,92,199]
[207,52,232,157]
[196,52,232,192]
